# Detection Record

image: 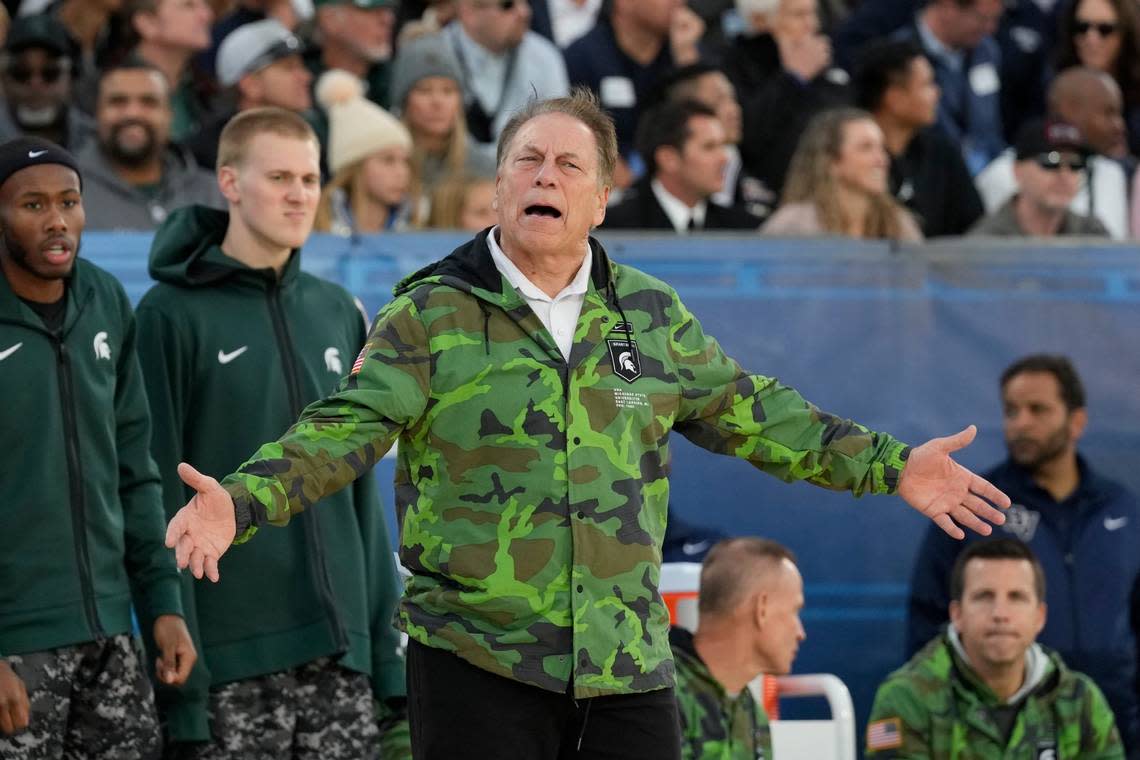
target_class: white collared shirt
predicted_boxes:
[651,178,707,233]
[487,227,591,360]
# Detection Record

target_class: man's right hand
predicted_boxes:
[777,34,831,82]
[0,661,29,735]
[165,463,237,583]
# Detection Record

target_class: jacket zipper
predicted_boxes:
[55,337,105,641]
[265,283,348,652]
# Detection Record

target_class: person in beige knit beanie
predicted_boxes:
[313,68,414,235]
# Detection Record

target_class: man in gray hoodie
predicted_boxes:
[77,60,222,230]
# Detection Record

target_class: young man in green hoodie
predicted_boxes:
[134,110,407,759]
[867,539,1123,758]
[0,137,195,758]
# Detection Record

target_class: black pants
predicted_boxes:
[406,640,681,760]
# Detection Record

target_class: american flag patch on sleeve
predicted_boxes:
[351,347,367,376]
[867,717,902,750]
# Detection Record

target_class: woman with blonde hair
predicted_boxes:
[388,33,496,221]
[314,70,414,236]
[426,174,497,231]
[762,107,923,240]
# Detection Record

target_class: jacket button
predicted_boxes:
[573,436,581,445]
[577,511,585,520]
[577,584,584,593]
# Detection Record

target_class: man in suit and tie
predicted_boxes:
[602,99,763,232]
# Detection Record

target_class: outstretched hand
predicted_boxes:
[165,463,236,582]
[898,425,1011,539]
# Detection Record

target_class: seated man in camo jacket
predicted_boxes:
[671,537,806,760]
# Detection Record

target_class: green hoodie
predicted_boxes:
[0,258,181,658]
[867,633,1124,759]
[135,206,405,742]
[219,229,910,699]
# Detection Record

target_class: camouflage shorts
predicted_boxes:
[0,633,161,760]
[176,658,377,760]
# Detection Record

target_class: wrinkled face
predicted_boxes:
[245,55,312,112]
[494,112,609,259]
[220,133,321,251]
[772,0,820,43]
[325,6,396,63]
[404,76,462,141]
[690,72,742,145]
[945,0,1003,48]
[951,558,1045,672]
[460,179,497,230]
[671,114,729,198]
[362,146,412,207]
[891,56,940,127]
[460,0,532,53]
[830,118,889,195]
[1013,152,1085,215]
[753,559,806,676]
[2,48,72,128]
[1001,371,1083,472]
[1073,0,1122,72]
[143,0,214,52]
[96,68,172,166]
[0,164,84,296]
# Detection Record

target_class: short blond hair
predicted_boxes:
[496,87,618,188]
[216,107,318,172]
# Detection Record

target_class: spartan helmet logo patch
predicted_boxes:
[606,338,641,383]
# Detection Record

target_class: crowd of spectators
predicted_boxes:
[0,0,1137,242]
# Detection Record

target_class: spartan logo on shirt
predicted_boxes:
[1001,503,1041,543]
[93,331,111,361]
[606,338,641,383]
[324,347,343,374]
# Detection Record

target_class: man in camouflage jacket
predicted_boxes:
[672,537,806,760]
[165,90,1009,758]
[867,539,1123,759]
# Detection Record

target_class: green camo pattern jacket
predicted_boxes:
[222,230,910,698]
[671,627,771,760]
[867,633,1124,759]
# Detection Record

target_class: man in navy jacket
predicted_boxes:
[907,354,1140,757]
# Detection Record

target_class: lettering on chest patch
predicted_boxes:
[606,338,642,383]
[613,389,649,409]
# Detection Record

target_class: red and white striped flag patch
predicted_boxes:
[351,347,367,376]
[867,717,902,750]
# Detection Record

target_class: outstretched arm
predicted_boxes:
[897,425,1009,539]
[164,463,236,582]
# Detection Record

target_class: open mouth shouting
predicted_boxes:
[524,203,563,220]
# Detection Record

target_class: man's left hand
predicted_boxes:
[669,6,704,66]
[898,425,1010,539]
[153,615,196,687]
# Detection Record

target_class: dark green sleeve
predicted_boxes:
[866,677,933,759]
[135,302,213,743]
[668,293,910,496]
[1075,675,1125,758]
[116,287,182,626]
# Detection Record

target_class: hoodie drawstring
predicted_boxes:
[478,302,491,356]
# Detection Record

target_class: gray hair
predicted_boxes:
[496,87,619,188]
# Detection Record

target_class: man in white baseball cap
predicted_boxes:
[188,19,312,169]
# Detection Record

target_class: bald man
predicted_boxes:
[670,538,805,760]
[976,67,1129,238]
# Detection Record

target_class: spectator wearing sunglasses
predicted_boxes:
[187,19,312,169]
[975,67,1129,238]
[1055,0,1140,158]
[969,118,1108,237]
[0,14,95,152]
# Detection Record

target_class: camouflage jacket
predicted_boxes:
[867,633,1124,759]
[222,229,910,698]
[671,627,771,760]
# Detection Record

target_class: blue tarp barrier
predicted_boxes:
[86,231,1140,747]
